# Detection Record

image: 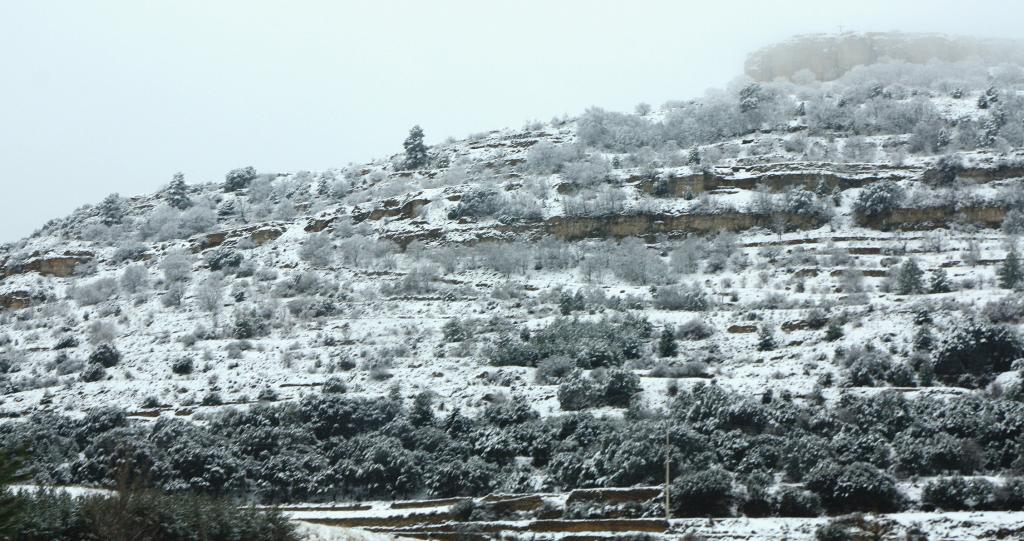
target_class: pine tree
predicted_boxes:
[824,321,844,342]
[97,193,125,225]
[757,326,777,351]
[998,246,1022,289]
[658,327,678,358]
[0,449,26,536]
[929,268,952,294]
[687,147,700,165]
[814,178,830,197]
[895,258,924,295]
[410,391,435,427]
[913,326,934,352]
[403,125,428,170]
[166,172,191,210]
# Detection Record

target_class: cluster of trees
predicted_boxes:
[575,62,1024,159]
[0,446,294,541]
[3,385,1023,516]
[486,315,651,370]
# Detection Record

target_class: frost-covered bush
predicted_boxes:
[670,468,735,517]
[852,181,904,222]
[322,376,347,394]
[596,367,642,407]
[160,249,194,283]
[232,306,271,339]
[557,370,601,411]
[171,357,194,375]
[299,233,334,267]
[112,241,148,263]
[576,107,659,152]
[932,318,1024,386]
[773,487,823,517]
[653,283,709,311]
[79,363,107,383]
[5,490,296,540]
[498,192,544,222]
[1003,208,1024,235]
[120,264,149,294]
[533,316,647,369]
[804,461,901,514]
[447,186,500,220]
[393,263,439,294]
[608,238,673,285]
[535,356,575,384]
[839,345,895,387]
[178,204,218,237]
[932,153,963,185]
[922,476,997,511]
[525,141,582,174]
[560,157,612,187]
[88,344,121,368]
[161,283,185,308]
[783,187,825,218]
[677,318,714,340]
[669,238,703,275]
[71,277,119,306]
[224,166,257,192]
[982,295,1024,323]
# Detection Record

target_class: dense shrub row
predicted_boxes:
[488,315,651,369]
[1,489,295,541]
[2,385,1023,516]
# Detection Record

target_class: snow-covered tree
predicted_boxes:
[224,166,257,192]
[165,172,191,210]
[657,326,678,358]
[97,193,126,225]
[895,258,925,295]
[998,245,1022,289]
[120,264,149,294]
[928,268,952,294]
[195,272,225,323]
[853,181,904,222]
[299,231,335,266]
[403,125,428,169]
[160,249,194,283]
[757,326,777,351]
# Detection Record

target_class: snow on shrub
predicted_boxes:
[931,318,1024,386]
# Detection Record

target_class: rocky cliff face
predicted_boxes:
[745,32,1024,82]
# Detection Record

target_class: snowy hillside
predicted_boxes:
[3,37,1024,540]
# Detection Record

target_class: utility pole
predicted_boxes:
[664,426,671,520]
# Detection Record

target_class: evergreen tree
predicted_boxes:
[757,326,777,351]
[166,172,191,210]
[739,82,762,113]
[895,258,924,295]
[998,246,1022,289]
[403,125,428,169]
[409,391,435,427]
[97,193,125,225]
[928,268,952,294]
[814,178,830,197]
[686,147,700,165]
[0,449,26,536]
[224,166,257,192]
[913,326,934,352]
[658,327,678,358]
[824,321,844,342]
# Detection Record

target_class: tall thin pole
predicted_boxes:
[664,426,671,520]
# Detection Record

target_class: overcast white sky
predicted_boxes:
[1,0,1021,242]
